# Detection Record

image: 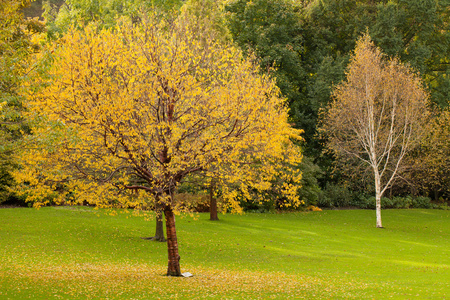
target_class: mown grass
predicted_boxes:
[0,207,449,299]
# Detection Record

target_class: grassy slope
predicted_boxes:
[0,207,448,299]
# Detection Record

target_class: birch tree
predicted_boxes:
[320,34,429,228]
[16,13,302,276]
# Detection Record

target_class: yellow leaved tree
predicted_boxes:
[16,12,302,276]
[0,0,45,203]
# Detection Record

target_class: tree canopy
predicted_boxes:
[320,34,430,227]
[15,10,302,275]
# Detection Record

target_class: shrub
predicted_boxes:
[349,192,370,208]
[297,156,324,207]
[174,193,210,212]
[357,195,432,209]
[412,196,432,208]
[317,183,353,208]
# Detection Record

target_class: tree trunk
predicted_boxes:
[374,171,383,228]
[153,206,166,241]
[164,205,181,276]
[209,180,219,221]
[375,193,382,228]
[434,188,439,202]
[142,198,166,242]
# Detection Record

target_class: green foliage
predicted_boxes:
[225,0,307,122]
[0,162,14,204]
[315,184,434,210]
[319,194,435,210]
[43,0,184,38]
[298,0,377,156]
[173,192,210,212]
[317,182,354,208]
[297,155,323,206]
[362,196,433,210]
[1,207,449,298]
[302,0,377,58]
[301,55,347,158]
[370,0,450,108]
[0,0,42,121]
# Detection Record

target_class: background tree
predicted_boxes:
[225,0,322,207]
[292,0,378,157]
[0,0,44,204]
[319,34,429,228]
[370,0,450,109]
[408,109,450,201]
[16,12,302,276]
[225,0,306,130]
[42,0,184,39]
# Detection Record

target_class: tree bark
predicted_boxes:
[164,205,181,276]
[153,205,166,241]
[142,198,166,242]
[374,171,383,228]
[375,193,383,228]
[209,180,219,221]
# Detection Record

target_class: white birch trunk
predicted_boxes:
[374,171,383,228]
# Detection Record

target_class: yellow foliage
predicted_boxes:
[15,13,302,212]
[306,205,322,212]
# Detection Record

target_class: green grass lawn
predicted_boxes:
[0,207,448,299]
